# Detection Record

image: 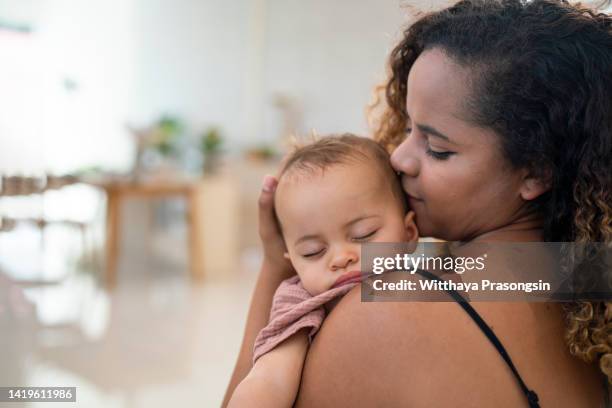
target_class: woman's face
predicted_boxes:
[390,48,530,241]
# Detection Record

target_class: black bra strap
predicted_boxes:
[415,269,540,408]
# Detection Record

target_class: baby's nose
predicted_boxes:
[330,249,359,271]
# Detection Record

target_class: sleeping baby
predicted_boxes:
[228,133,419,407]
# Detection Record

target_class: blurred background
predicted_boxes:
[3,0,612,407]
[3,0,611,407]
[0,0,410,406]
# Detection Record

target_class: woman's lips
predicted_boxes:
[402,185,423,202]
[332,271,364,289]
[401,177,423,201]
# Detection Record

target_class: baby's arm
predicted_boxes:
[228,329,309,408]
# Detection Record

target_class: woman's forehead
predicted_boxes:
[406,49,472,123]
[405,49,501,148]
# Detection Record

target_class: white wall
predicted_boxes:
[41,0,137,174]
[129,0,406,149]
[262,0,404,143]
[0,0,136,174]
[0,0,408,173]
[14,1,609,173]
[130,0,250,151]
[0,30,45,174]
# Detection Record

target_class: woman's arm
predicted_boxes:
[228,330,309,408]
[222,176,295,407]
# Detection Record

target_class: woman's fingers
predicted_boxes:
[258,175,280,241]
[258,175,294,276]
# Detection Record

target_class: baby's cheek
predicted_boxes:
[299,278,315,295]
[299,272,322,296]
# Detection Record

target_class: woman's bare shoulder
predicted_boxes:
[295,285,604,407]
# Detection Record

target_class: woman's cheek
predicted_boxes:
[427,163,465,205]
[419,175,457,236]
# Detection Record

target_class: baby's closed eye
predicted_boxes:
[302,248,325,258]
[352,229,378,241]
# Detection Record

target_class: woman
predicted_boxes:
[224,0,611,406]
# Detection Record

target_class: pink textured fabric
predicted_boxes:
[252,275,360,364]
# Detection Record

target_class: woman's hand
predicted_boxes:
[259,175,294,275]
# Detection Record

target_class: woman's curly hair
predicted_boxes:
[371,0,612,384]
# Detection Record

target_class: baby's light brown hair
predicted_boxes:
[278,133,407,212]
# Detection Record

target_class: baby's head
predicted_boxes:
[275,134,418,296]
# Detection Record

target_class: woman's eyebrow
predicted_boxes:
[405,112,453,143]
[416,124,451,142]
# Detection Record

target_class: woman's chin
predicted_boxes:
[415,223,451,241]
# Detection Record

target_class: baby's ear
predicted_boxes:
[283,252,291,260]
[404,211,419,243]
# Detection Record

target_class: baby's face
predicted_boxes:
[276,161,416,296]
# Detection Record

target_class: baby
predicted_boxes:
[228,134,418,407]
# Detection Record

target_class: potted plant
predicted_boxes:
[200,127,223,174]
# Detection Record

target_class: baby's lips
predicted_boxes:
[331,271,366,289]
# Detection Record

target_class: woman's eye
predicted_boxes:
[302,249,324,258]
[353,230,377,241]
[426,147,455,160]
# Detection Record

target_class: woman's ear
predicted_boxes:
[404,211,419,242]
[520,168,552,201]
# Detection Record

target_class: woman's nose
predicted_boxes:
[390,138,420,177]
[330,248,359,271]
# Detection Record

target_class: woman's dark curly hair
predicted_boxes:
[371,0,612,383]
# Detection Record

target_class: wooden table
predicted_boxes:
[97,178,205,288]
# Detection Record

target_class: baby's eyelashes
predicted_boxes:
[295,243,326,259]
[302,248,325,258]
[352,229,378,241]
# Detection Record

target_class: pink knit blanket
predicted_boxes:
[252,275,360,364]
